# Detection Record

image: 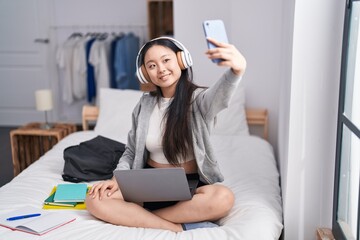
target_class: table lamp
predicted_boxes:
[35,89,53,129]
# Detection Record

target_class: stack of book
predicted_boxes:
[43,183,88,210]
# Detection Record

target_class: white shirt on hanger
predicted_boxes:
[89,37,113,105]
[72,37,89,100]
[56,37,81,104]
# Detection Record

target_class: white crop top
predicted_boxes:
[146,97,194,164]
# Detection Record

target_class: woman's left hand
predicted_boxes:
[205,37,247,76]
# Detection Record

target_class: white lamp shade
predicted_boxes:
[35,89,53,111]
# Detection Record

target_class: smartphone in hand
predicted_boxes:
[203,19,229,63]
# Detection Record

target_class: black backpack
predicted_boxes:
[62,135,125,182]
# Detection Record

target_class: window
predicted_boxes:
[333,0,360,239]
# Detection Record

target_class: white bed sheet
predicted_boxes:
[0,131,283,240]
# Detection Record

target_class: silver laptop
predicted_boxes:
[114,168,198,202]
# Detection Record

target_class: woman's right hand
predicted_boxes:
[205,37,247,76]
[88,177,119,200]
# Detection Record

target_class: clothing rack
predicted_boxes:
[50,24,147,29]
[50,24,148,44]
[48,24,147,124]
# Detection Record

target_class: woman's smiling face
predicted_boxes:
[144,45,182,98]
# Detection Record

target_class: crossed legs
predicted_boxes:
[85,184,234,232]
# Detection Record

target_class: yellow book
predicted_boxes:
[43,186,87,210]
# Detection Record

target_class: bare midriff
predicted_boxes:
[147,159,198,174]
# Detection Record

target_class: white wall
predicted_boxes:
[277,0,295,208]
[281,0,344,239]
[230,0,283,154]
[52,0,146,26]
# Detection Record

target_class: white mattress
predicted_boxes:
[0,131,283,240]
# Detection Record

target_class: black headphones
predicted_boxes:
[136,37,193,84]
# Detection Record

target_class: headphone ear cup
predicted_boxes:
[177,51,186,70]
[139,65,150,83]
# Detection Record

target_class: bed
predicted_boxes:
[0,87,283,240]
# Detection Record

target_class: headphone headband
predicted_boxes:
[136,37,193,84]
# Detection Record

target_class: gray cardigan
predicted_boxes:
[115,69,242,184]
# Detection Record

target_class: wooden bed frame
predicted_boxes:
[82,105,269,139]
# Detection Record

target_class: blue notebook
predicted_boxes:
[53,183,87,202]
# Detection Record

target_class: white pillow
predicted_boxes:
[94,85,248,142]
[94,88,143,143]
[212,83,249,135]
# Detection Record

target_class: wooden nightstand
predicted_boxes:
[10,122,77,177]
[246,108,269,140]
[316,228,335,240]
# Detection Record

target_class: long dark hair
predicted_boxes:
[140,39,199,166]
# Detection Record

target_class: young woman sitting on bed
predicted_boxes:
[86,36,247,232]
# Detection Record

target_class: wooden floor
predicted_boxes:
[0,126,17,187]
